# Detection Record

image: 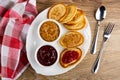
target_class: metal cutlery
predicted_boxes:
[92,23,115,74]
[91,6,106,54]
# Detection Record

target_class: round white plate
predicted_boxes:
[26,8,91,76]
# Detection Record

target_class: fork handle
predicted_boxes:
[91,21,100,54]
[92,41,106,74]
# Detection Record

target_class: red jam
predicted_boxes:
[37,45,57,66]
[62,51,79,64]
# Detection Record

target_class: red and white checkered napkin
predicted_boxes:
[0,0,37,79]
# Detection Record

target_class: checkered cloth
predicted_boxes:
[0,0,37,79]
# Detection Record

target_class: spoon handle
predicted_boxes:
[91,21,100,54]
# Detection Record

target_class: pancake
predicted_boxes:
[59,5,77,23]
[66,9,85,24]
[64,16,86,30]
[60,48,82,68]
[59,31,84,48]
[48,3,66,21]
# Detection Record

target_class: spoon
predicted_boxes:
[91,6,106,54]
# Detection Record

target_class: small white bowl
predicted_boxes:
[37,19,62,43]
[35,45,59,68]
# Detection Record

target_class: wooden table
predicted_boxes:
[18,0,120,80]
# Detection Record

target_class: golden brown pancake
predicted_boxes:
[64,16,86,30]
[60,48,82,68]
[48,3,66,21]
[66,9,85,24]
[59,5,77,23]
[59,31,84,48]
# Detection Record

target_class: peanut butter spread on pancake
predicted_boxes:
[59,31,84,48]
[40,21,60,42]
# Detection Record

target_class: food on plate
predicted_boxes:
[64,16,86,30]
[37,3,86,68]
[60,48,82,68]
[47,3,86,30]
[66,9,85,24]
[48,3,66,21]
[36,45,58,66]
[59,5,77,23]
[40,21,60,42]
[59,31,84,48]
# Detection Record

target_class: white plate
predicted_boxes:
[26,8,91,76]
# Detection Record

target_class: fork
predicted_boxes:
[92,23,115,74]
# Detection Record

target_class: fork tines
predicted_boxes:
[104,23,115,34]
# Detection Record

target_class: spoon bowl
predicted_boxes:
[96,6,106,21]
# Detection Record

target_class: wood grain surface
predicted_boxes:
[18,0,120,80]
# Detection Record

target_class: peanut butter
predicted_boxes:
[40,21,60,42]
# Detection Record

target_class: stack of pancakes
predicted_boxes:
[48,3,86,30]
[48,3,86,68]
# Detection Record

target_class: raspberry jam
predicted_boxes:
[62,51,79,64]
[37,45,57,66]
